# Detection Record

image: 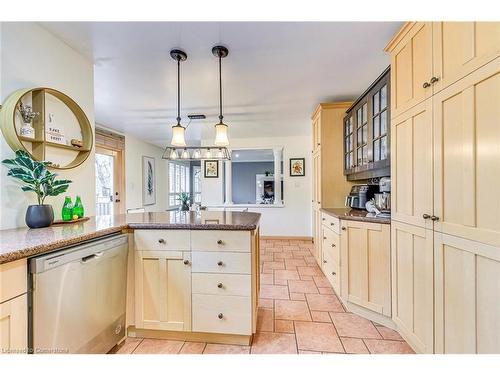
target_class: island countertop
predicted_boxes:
[0,211,261,264]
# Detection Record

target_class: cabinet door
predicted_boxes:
[312,153,321,208]
[434,233,500,353]
[390,22,433,118]
[0,294,27,354]
[312,114,321,153]
[312,209,322,265]
[343,114,355,173]
[433,59,500,247]
[354,101,369,169]
[391,99,434,228]
[340,220,391,316]
[433,22,500,92]
[391,220,434,353]
[135,250,191,331]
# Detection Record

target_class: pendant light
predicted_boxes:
[170,49,188,147]
[212,46,230,146]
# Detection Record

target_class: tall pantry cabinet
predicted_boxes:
[311,103,353,264]
[386,21,500,354]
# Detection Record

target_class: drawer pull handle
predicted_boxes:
[341,226,346,231]
[217,261,224,266]
[217,240,224,245]
[430,76,439,84]
[158,238,166,244]
[332,271,336,276]
[423,81,431,88]
[218,313,224,319]
[431,215,440,221]
[183,260,190,265]
[217,282,224,288]
[422,214,431,219]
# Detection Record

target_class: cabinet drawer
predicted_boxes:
[192,273,251,297]
[191,230,250,252]
[323,233,340,267]
[192,294,252,335]
[192,252,251,274]
[322,255,340,292]
[321,213,340,234]
[0,260,27,304]
[134,230,190,251]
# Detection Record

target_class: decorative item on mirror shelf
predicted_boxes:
[142,156,156,206]
[18,101,39,139]
[177,192,191,211]
[1,150,72,228]
[45,114,67,145]
[290,157,305,176]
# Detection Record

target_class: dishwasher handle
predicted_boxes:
[81,252,104,263]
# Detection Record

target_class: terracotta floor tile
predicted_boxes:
[288,280,319,294]
[260,254,274,262]
[292,250,312,257]
[274,252,294,260]
[262,261,285,273]
[376,326,404,341]
[294,321,344,353]
[313,275,332,288]
[363,339,415,354]
[259,298,274,309]
[318,287,335,295]
[260,273,274,285]
[306,294,344,312]
[304,256,317,265]
[275,319,295,333]
[257,308,274,332]
[250,332,297,354]
[274,278,288,286]
[274,269,301,281]
[204,344,250,354]
[329,313,382,339]
[300,275,314,281]
[283,245,300,251]
[311,310,332,323]
[112,338,143,354]
[259,284,289,300]
[297,266,323,276]
[341,337,369,354]
[290,292,306,301]
[133,339,184,354]
[299,350,322,354]
[179,342,206,354]
[285,258,307,269]
[275,300,312,321]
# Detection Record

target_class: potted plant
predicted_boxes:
[2,150,72,228]
[177,192,191,211]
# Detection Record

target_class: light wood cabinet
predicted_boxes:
[387,22,433,118]
[390,99,434,229]
[321,226,340,294]
[433,59,500,247]
[135,250,191,331]
[312,208,322,264]
[0,295,27,354]
[391,220,434,354]
[312,152,321,209]
[340,220,391,317]
[434,232,500,353]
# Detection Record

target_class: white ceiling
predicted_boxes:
[231,149,274,163]
[40,22,402,148]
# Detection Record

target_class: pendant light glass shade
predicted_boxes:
[181,148,190,159]
[214,123,229,146]
[193,149,201,159]
[169,148,179,159]
[171,124,186,147]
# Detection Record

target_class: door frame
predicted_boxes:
[95,145,126,214]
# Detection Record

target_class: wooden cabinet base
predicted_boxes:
[127,326,252,346]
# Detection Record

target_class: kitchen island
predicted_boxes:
[0,210,261,353]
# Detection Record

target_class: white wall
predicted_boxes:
[0,23,95,230]
[201,136,312,237]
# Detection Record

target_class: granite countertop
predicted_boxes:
[0,211,261,264]
[320,207,391,224]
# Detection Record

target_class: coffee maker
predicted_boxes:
[373,177,391,215]
[345,184,379,210]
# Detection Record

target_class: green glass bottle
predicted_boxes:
[62,196,73,221]
[73,196,84,218]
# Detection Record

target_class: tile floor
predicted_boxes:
[111,239,414,354]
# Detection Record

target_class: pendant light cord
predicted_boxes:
[219,54,223,123]
[177,57,181,125]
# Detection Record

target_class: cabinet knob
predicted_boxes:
[322,218,326,221]
[430,76,440,84]
[217,282,223,288]
[422,214,431,219]
[423,81,431,88]
[318,201,321,204]
[323,236,327,240]
[330,222,334,226]
[317,143,321,146]
[331,244,336,247]
[217,239,224,245]
[218,313,224,319]
[431,215,440,221]
[332,271,336,276]
[323,260,327,263]
[183,260,190,265]
[341,226,346,231]
[217,261,224,266]
[158,238,166,244]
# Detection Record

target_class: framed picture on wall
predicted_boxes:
[142,156,156,205]
[204,160,219,178]
[289,158,305,177]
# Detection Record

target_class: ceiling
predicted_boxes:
[40,22,402,148]
[231,149,274,163]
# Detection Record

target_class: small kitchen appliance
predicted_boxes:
[345,184,379,210]
[373,176,391,217]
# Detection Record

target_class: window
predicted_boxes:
[193,166,202,204]
[169,161,190,207]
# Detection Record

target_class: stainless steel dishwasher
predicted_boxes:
[29,233,128,354]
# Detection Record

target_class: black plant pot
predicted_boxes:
[179,202,190,211]
[25,204,54,228]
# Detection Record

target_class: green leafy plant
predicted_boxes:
[177,192,191,205]
[1,150,72,205]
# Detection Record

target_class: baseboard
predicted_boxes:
[260,236,313,241]
[342,300,397,330]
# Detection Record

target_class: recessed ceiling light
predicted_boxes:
[234,153,239,158]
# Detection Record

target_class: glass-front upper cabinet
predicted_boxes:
[343,67,390,180]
